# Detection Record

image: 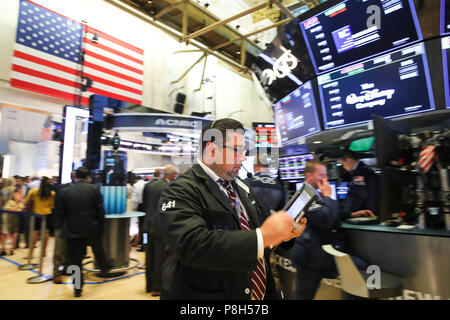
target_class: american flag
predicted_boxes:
[11,0,143,106]
[418,145,435,173]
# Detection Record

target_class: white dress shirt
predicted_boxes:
[197,159,265,259]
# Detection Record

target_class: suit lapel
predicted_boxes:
[192,165,241,225]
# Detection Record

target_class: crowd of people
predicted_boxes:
[0,175,57,256]
[0,118,378,301]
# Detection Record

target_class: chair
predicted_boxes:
[321,245,403,299]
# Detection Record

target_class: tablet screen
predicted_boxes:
[286,191,311,220]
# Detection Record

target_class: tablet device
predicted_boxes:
[283,184,318,223]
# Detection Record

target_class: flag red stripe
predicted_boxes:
[87,86,141,105]
[10,78,88,104]
[421,157,434,171]
[83,38,144,65]
[13,50,78,76]
[83,72,142,95]
[84,61,143,85]
[84,49,143,75]
[12,64,80,88]
[85,26,144,55]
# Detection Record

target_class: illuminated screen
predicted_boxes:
[442,36,450,108]
[279,153,314,180]
[273,81,321,145]
[253,123,279,148]
[337,181,349,200]
[299,0,422,74]
[61,106,89,184]
[318,42,435,129]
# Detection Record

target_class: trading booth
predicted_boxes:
[251,0,449,299]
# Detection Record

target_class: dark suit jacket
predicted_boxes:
[60,181,105,239]
[143,178,169,237]
[341,161,379,216]
[158,164,281,300]
[292,194,343,275]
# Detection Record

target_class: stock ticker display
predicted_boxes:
[318,42,435,129]
[299,0,422,74]
[253,123,279,148]
[273,81,321,145]
[279,154,315,180]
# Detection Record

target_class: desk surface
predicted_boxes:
[105,211,145,219]
[341,222,450,237]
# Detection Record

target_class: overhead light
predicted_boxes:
[313,141,322,144]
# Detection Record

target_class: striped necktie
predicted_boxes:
[217,179,266,300]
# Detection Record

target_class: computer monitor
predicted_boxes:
[373,114,410,167]
[273,81,321,145]
[299,0,422,75]
[441,0,450,35]
[279,153,315,180]
[297,181,337,199]
[328,181,337,200]
[441,36,450,108]
[253,123,280,148]
[318,42,435,129]
[336,181,349,200]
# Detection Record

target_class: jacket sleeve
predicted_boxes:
[158,179,258,273]
[305,197,340,230]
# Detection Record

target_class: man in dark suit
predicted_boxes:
[339,149,379,218]
[143,164,177,296]
[157,118,307,300]
[60,167,112,297]
[245,153,285,224]
[291,160,367,300]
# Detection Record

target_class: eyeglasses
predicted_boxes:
[223,145,248,156]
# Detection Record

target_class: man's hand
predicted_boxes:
[291,217,307,239]
[317,179,332,197]
[260,211,295,248]
[351,209,375,217]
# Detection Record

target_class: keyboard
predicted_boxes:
[345,217,378,225]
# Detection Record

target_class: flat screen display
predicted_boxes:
[442,36,450,108]
[253,123,279,148]
[318,42,435,129]
[273,81,321,145]
[279,153,315,180]
[337,181,349,200]
[299,0,422,74]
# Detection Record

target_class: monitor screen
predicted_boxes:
[297,181,337,199]
[299,0,422,75]
[273,81,321,145]
[318,42,435,129]
[349,137,375,152]
[336,181,348,200]
[442,36,450,108]
[279,153,315,180]
[253,123,279,148]
[328,181,337,200]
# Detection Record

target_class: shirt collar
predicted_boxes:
[197,158,222,183]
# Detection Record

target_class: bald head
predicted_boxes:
[164,165,178,181]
